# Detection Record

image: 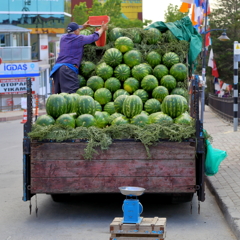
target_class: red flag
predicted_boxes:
[212,60,219,78]
[205,31,211,47]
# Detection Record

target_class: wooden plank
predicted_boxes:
[110,235,164,240]
[30,177,196,194]
[31,141,195,161]
[31,159,195,178]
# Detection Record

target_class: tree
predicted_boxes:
[164,4,189,23]
[72,2,89,24]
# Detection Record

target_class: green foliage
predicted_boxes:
[164,4,189,23]
[72,2,89,24]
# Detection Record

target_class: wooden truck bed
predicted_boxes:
[30,140,196,195]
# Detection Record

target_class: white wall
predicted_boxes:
[39,34,49,64]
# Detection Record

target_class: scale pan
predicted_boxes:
[119,186,145,196]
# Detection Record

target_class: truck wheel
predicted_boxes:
[170,193,194,203]
[51,194,71,202]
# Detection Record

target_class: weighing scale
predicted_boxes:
[119,186,145,224]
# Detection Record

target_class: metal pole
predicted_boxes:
[233,41,239,131]
[201,0,209,123]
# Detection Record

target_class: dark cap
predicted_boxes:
[67,22,82,33]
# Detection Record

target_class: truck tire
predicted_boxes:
[51,194,71,202]
[170,193,194,203]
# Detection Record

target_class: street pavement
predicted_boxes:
[0,105,240,239]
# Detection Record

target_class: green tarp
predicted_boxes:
[145,16,202,67]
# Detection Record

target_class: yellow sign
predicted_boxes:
[234,43,240,55]
[28,28,65,34]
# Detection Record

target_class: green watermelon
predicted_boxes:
[165,30,177,42]
[78,75,86,87]
[76,95,96,115]
[146,51,161,68]
[35,114,55,126]
[153,64,169,80]
[80,61,96,78]
[113,89,130,100]
[103,48,123,67]
[162,52,180,68]
[161,95,187,118]
[131,64,149,81]
[171,87,188,101]
[146,28,162,44]
[133,89,149,103]
[114,64,131,82]
[152,86,169,103]
[46,94,67,119]
[141,111,149,116]
[142,63,153,74]
[96,63,113,80]
[70,93,80,112]
[174,112,193,125]
[115,37,134,53]
[104,102,115,115]
[141,75,158,92]
[123,50,142,68]
[80,29,91,36]
[101,111,111,123]
[108,112,124,124]
[94,111,109,128]
[104,77,121,93]
[95,100,102,111]
[114,95,129,113]
[94,88,112,105]
[87,76,104,91]
[129,28,142,43]
[149,112,173,125]
[122,95,143,118]
[170,63,188,82]
[111,116,129,125]
[131,114,150,127]
[61,93,76,113]
[109,27,123,41]
[76,86,94,97]
[144,99,161,114]
[75,114,96,127]
[123,77,139,94]
[160,75,177,91]
[56,114,75,128]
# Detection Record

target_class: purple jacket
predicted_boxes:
[56,31,100,67]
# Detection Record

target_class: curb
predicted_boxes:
[206,176,240,240]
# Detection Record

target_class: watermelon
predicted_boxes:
[87,76,104,91]
[123,77,139,94]
[94,88,112,105]
[101,111,111,123]
[115,36,134,53]
[104,77,121,93]
[129,28,142,43]
[56,114,75,128]
[35,114,55,126]
[152,86,169,103]
[61,93,76,113]
[162,52,180,68]
[144,99,161,114]
[70,93,80,112]
[111,116,129,125]
[114,95,129,113]
[122,95,143,118]
[142,63,153,74]
[146,51,161,68]
[75,114,96,127]
[131,114,150,127]
[161,95,187,118]
[174,112,193,125]
[46,94,67,119]
[171,87,188,101]
[76,86,94,97]
[76,95,96,115]
[95,30,107,47]
[95,100,102,111]
[94,111,109,128]
[146,28,162,44]
[109,27,123,41]
[114,64,131,82]
[80,29,91,36]
[108,112,124,124]
[69,113,78,119]
[153,64,169,80]
[123,50,142,68]
[131,64,149,81]
[149,112,173,125]
[170,63,188,82]
[103,48,122,67]
[160,75,177,91]
[133,89,149,103]
[165,30,177,42]
[96,63,113,80]
[80,61,96,78]
[104,102,116,115]
[141,111,149,116]
[141,75,158,92]
[78,75,86,87]
[113,89,130,100]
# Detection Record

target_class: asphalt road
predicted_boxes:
[0,120,237,240]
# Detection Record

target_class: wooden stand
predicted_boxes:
[110,217,167,240]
